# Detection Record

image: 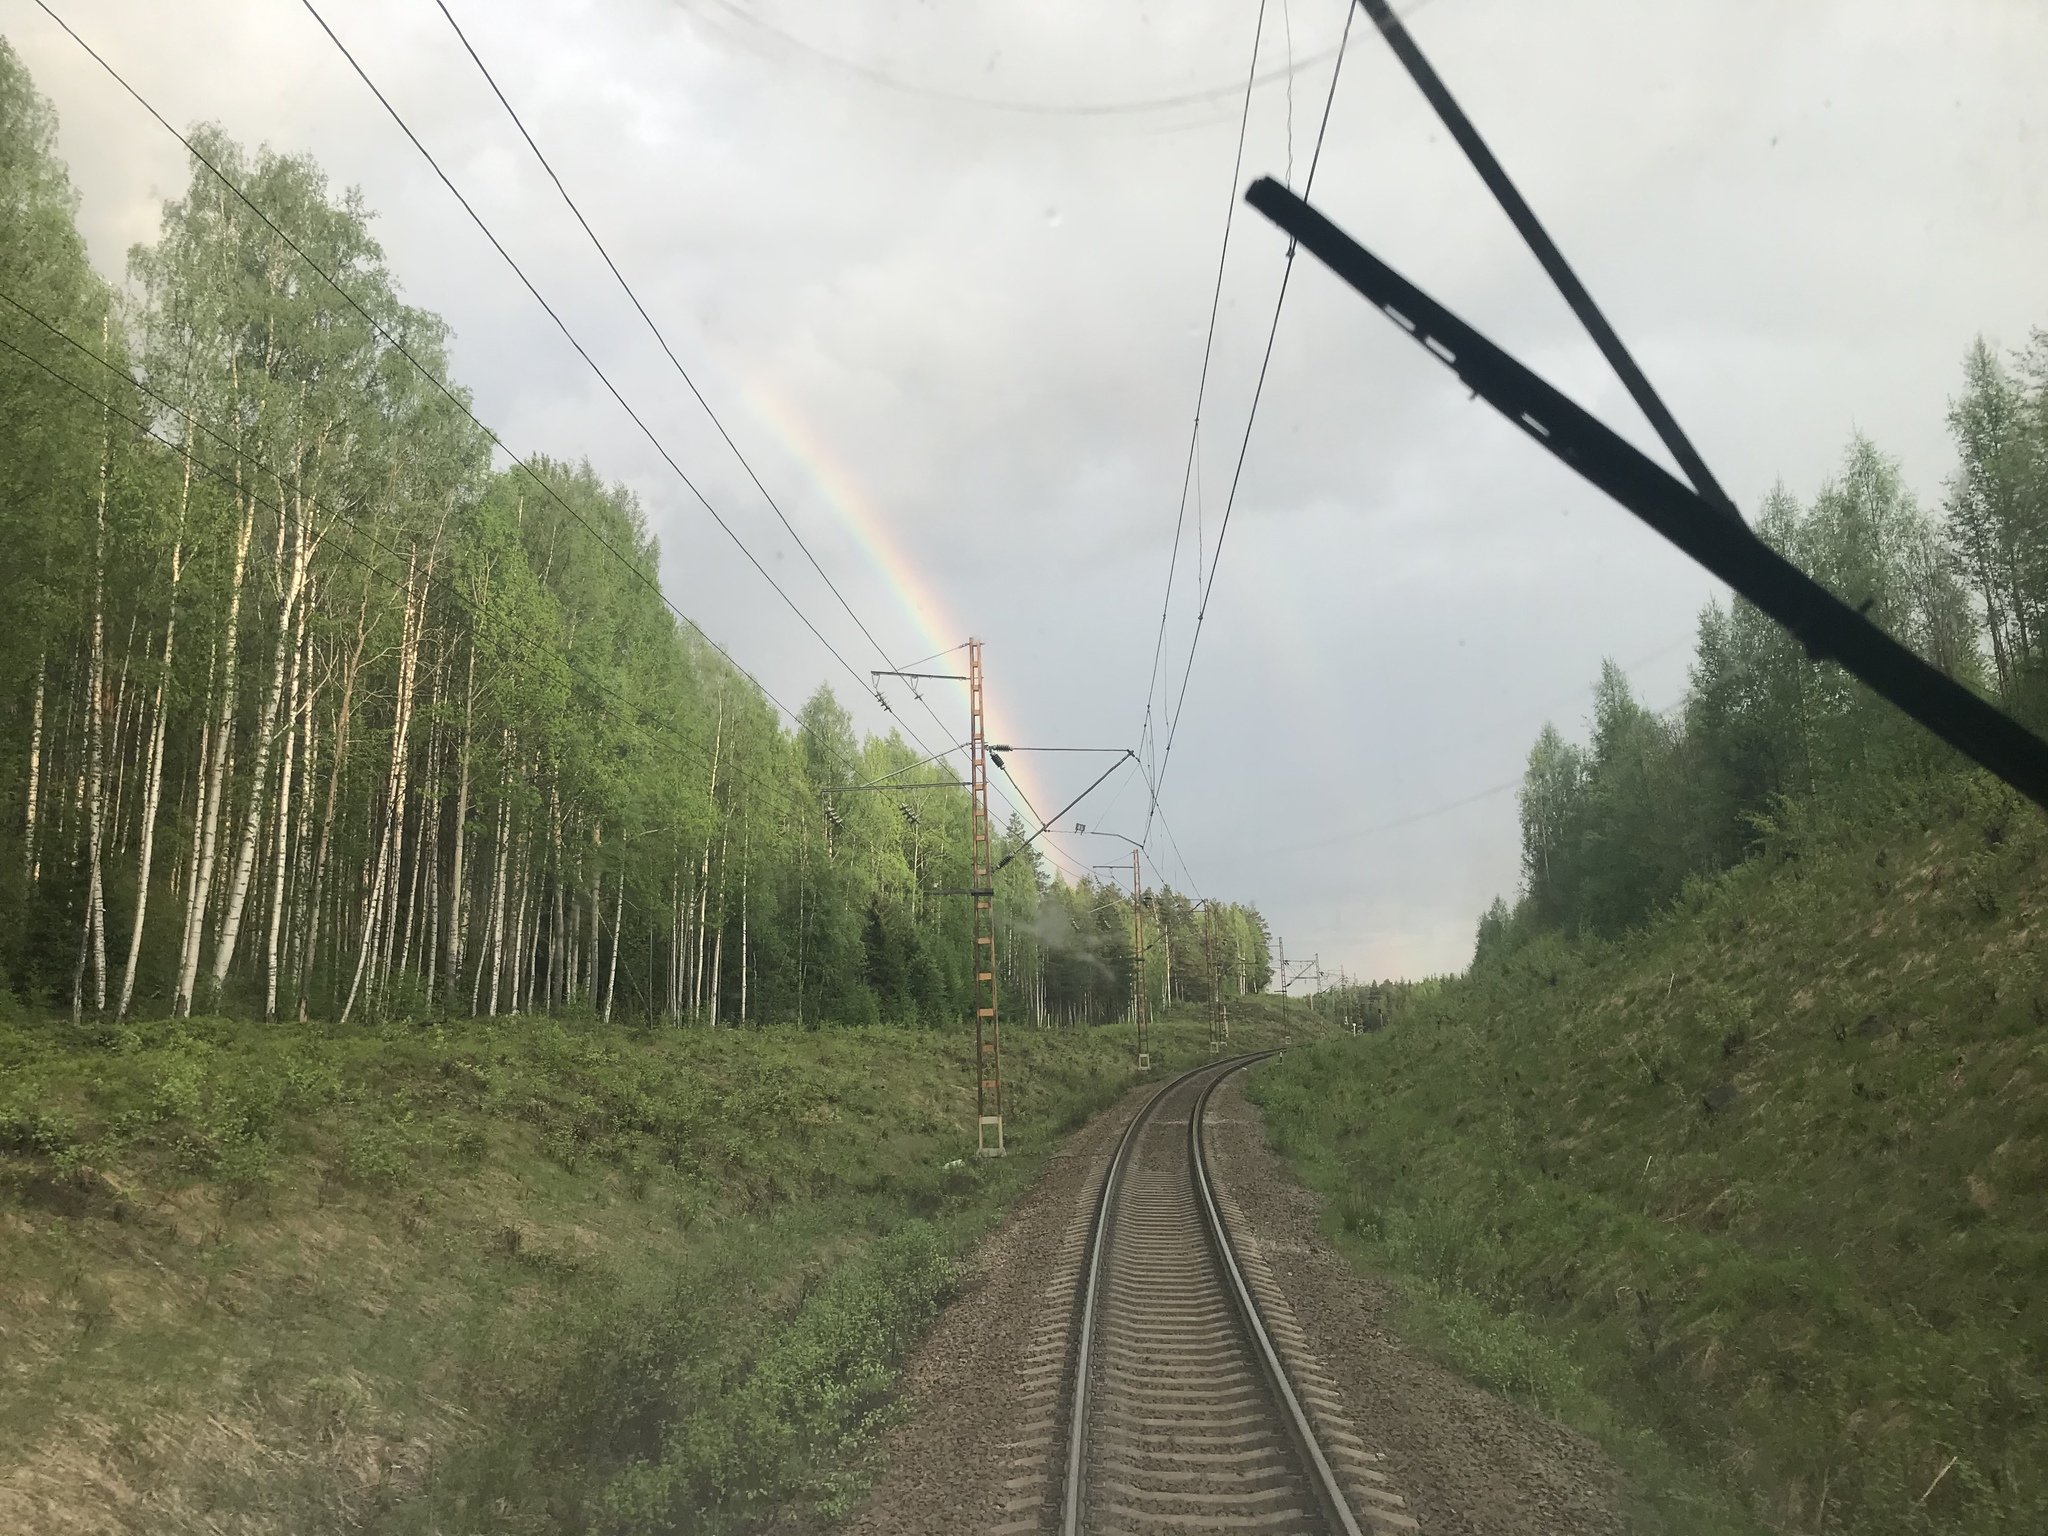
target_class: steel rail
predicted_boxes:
[1192,1058,1366,1536]
[1060,1053,1363,1536]
[1059,1066,1180,1536]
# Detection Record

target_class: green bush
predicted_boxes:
[598,1222,955,1532]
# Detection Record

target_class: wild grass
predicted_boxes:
[0,1006,1303,1533]
[1249,772,2048,1535]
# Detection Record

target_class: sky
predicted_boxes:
[7,0,2044,980]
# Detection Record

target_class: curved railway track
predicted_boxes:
[1026,1055,1409,1536]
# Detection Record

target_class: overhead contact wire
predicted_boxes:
[430,0,924,694]
[428,2,1032,842]
[1138,0,1273,824]
[1149,0,1356,819]
[296,0,881,706]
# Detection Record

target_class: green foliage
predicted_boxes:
[1507,435,2002,943]
[1252,776,2048,1535]
[1,1006,1307,1531]
[1946,335,2048,713]
[0,44,1275,1033]
[597,1222,955,1531]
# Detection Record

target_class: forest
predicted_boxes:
[1487,338,2048,952]
[0,41,1272,1033]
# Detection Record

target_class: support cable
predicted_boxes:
[989,759,1094,884]
[420,1,997,813]
[1147,0,1356,827]
[996,753,1140,871]
[295,0,882,705]
[429,0,926,693]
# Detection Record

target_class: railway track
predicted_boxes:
[991,1055,1413,1536]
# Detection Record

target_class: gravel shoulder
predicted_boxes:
[836,1078,1158,1536]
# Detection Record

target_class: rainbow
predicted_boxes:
[740,383,1065,845]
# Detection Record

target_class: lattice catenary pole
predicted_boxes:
[968,639,1003,1155]
[1132,847,1149,1069]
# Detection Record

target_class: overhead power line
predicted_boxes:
[683,0,1344,120]
[430,0,921,695]
[1145,0,1358,831]
[294,0,888,710]
[418,1,1036,848]
[1136,0,1273,822]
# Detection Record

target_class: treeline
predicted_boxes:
[1485,335,2048,955]
[0,43,1270,1028]
[1007,878,1273,1028]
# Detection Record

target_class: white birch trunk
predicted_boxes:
[706,817,728,1028]
[117,615,174,1022]
[341,550,423,1023]
[24,653,45,882]
[508,830,531,1015]
[400,677,443,989]
[548,789,564,1010]
[106,617,138,860]
[739,811,749,1024]
[262,599,308,1020]
[443,640,476,994]
[690,691,724,1017]
[75,415,112,1021]
[602,866,624,1023]
[299,593,368,1021]
[210,505,311,991]
[175,496,256,1015]
[586,824,602,1000]
[483,790,510,1017]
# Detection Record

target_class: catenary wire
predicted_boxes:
[428,0,1029,871]
[381,1,1027,862]
[430,0,929,699]
[1136,0,1273,819]
[1146,0,1355,826]
[294,0,889,711]
[993,762,1095,885]
[683,0,1341,120]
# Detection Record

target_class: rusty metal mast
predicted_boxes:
[968,639,1003,1156]
[1132,847,1149,1069]
[1204,902,1228,1053]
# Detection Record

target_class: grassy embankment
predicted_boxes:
[1250,773,2048,1536]
[1,1000,1311,1533]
